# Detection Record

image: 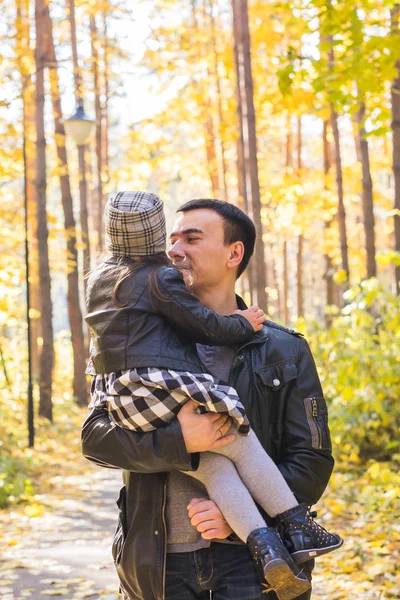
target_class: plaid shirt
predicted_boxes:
[90,367,250,435]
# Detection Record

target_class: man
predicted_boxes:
[82,199,334,600]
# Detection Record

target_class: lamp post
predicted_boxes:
[23,67,94,446]
[64,103,95,285]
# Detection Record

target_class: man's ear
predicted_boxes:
[227,241,244,271]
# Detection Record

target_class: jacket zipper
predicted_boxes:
[312,398,318,417]
[311,397,322,449]
[161,478,167,600]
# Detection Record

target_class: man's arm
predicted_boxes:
[278,337,334,505]
[81,403,196,472]
[153,267,261,345]
[81,400,234,472]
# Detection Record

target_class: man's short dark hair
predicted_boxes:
[177,199,256,279]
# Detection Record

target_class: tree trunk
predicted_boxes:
[191,0,220,198]
[86,147,96,255]
[208,0,229,202]
[271,252,281,321]
[17,0,42,383]
[90,15,104,250]
[282,238,289,324]
[330,103,350,284]
[285,113,293,171]
[352,117,362,163]
[282,116,292,324]
[323,120,335,326]
[296,115,303,319]
[68,0,91,281]
[205,112,220,197]
[45,10,88,406]
[102,10,110,198]
[297,115,302,172]
[78,145,91,282]
[391,4,400,293]
[355,100,377,279]
[35,0,53,421]
[232,0,254,303]
[232,0,267,311]
[328,37,350,286]
[296,234,303,319]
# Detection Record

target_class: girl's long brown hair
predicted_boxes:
[111,253,178,308]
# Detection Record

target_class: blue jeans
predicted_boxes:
[166,543,314,600]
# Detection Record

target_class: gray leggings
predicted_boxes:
[184,428,298,542]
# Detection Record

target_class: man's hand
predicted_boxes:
[187,498,233,540]
[234,305,265,332]
[177,400,234,453]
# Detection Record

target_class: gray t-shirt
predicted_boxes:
[166,343,237,553]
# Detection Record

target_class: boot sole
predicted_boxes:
[263,560,311,600]
[291,536,344,564]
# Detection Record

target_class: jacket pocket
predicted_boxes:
[304,396,332,451]
[256,361,297,391]
[112,486,127,565]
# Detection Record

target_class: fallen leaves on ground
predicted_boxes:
[311,460,400,599]
[1,406,399,598]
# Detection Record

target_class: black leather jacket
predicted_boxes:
[85,258,254,375]
[82,264,334,600]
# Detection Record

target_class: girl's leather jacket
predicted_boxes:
[85,258,255,375]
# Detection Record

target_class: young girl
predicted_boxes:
[86,191,342,600]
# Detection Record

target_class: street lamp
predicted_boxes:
[64,102,95,289]
[64,104,95,146]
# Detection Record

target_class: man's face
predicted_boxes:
[168,209,234,291]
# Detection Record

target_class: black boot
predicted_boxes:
[247,527,311,600]
[276,504,344,565]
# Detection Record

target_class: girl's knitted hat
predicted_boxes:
[104,191,166,257]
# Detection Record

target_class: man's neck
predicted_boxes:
[194,282,238,316]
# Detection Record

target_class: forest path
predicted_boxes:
[0,466,121,600]
[1,456,398,600]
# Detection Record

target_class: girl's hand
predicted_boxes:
[234,305,265,332]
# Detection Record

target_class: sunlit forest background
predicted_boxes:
[0,0,399,598]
